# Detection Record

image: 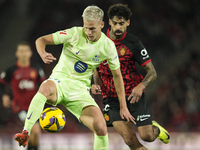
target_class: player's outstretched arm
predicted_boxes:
[141,61,157,88]
[111,68,136,124]
[128,61,157,103]
[35,34,57,64]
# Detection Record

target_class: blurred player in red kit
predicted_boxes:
[91,4,170,150]
[0,41,46,150]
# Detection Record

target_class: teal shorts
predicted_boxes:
[48,74,99,120]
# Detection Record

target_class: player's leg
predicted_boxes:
[27,122,41,150]
[138,122,170,144]
[137,124,158,142]
[113,121,147,150]
[15,80,58,147]
[134,94,170,144]
[102,97,147,150]
[24,80,58,132]
[80,105,108,150]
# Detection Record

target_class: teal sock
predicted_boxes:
[94,133,108,150]
[24,92,47,134]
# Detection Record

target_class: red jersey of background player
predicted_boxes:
[0,62,46,113]
[98,28,151,99]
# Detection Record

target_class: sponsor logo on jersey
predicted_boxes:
[74,61,88,73]
[27,111,33,120]
[19,80,34,89]
[137,114,151,122]
[120,48,126,56]
[76,50,80,55]
[140,49,149,60]
[92,55,100,62]
[59,31,67,35]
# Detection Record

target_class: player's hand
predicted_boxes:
[40,52,57,64]
[2,94,11,108]
[128,83,145,103]
[91,84,102,94]
[120,106,136,124]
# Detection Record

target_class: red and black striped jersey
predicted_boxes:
[0,62,46,113]
[98,28,151,99]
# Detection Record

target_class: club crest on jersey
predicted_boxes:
[59,31,67,35]
[92,55,100,62]
[120,48,126,56]
[104,113,109,121]
[74,61,88,73]
[30,70,36,79]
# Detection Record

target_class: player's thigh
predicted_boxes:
[113,121,136,139]
[39,80,57,104]
[80,106,106,132]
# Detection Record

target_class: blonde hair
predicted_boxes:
[82,5,104,22]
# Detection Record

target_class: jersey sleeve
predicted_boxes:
[106,41,120,70]
[52,27,79,45]
[133,39,151,66]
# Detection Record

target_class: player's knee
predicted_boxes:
[140,132,155,142]
[38,81,56,98]
[94,120,107,136]
[38,85,51,97]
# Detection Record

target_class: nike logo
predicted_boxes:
[164,131,170,140]
[76,50,80,55]
[27,111,33,120]
[140,118,148,121]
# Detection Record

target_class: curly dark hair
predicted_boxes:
[107,3,132,20]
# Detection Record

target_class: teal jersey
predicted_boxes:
[52,27,120,87]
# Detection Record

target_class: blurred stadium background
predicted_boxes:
[0,0,200,149]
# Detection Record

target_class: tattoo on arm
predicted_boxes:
[142,62,157,88]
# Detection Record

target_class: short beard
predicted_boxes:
[114,30,124,39]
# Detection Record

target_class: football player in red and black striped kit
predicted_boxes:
[91,4,170,150]
[0,42,46,150]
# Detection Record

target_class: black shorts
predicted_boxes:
[102,93,152,127]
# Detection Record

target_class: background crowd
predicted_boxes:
[0,0,200,134]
